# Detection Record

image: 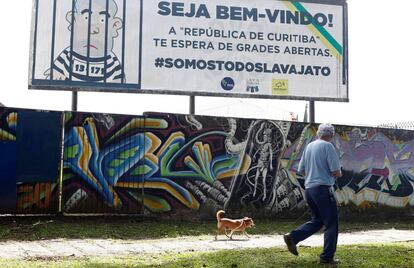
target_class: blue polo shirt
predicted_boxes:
[298,139,341,189]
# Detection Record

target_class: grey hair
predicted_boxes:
[317,123,335,138]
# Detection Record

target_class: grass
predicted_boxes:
[0,242,413,267]
[0,216,413,267]
[1,216,414,241]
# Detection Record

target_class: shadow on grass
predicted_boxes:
[1,215,414,241]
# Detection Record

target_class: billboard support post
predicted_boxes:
[71,91,78,112]
[309,101,315,123]
[190,96,195,115]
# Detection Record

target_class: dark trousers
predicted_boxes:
[289,185,338,261]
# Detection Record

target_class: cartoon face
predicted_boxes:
[68,0,122,58]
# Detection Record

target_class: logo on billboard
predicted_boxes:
[246,78,260,93]
[221,77,235,91]
[272,79,289,95]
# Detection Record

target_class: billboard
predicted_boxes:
[29,0,348,102]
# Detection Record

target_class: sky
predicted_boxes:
[0,0,413,127]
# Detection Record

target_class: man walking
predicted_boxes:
[283,123,342,265]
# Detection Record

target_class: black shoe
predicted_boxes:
[319,258,340,265]
[283,234,298,256]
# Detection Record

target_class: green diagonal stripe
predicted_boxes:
[291,1,343,55]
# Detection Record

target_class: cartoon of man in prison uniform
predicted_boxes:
[45,0,125,83]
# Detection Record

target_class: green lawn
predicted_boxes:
[1,216,413,241]
[0,242,413,267]
[0,217,413,267]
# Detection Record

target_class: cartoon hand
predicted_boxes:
[44,69,67,80]
[53,72,67,80]
[43,69,51,79]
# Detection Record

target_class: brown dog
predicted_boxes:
[214,210,254,240]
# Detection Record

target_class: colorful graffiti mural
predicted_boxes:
[281,125,414,210]
[17,183,58,214]
[62,112,414,216]
[0,107,413,216]
[62,113,251,214]
[61,113,290,215]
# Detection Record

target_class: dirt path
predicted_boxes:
[1,229,413,259]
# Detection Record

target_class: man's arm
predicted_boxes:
[297,148,306,176]
[327,143,342,179]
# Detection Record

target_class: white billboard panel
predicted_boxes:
[29,0,348,101]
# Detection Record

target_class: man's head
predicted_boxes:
[67,0,122,58]
[317,123,335,141]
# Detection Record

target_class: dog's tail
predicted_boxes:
[216,210,225,222]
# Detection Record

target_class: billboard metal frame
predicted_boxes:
[29,0,348,102]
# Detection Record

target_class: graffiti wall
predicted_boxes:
[62,111,414,216]
[0,108,61,214]
[63,112,145,214]
[282,124,414,210]
[62,111,283,214]
[140,113,256,215]
[0,107,412,216]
